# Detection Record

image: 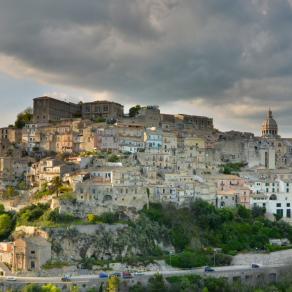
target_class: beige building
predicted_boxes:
[117,123,145,153]
[13,236,51,272]
[0,242,13,267]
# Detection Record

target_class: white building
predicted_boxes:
[250,179,292,219]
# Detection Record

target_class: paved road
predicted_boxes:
[0,264,285,285]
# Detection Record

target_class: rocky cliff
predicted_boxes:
[47,215,172,264]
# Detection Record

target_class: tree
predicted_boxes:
[129,282,146,292]
[4,186,18,199]
[129,105,141,117]
[22,284,42,292]
[50,176,62,196]
[87,213,98,223]
[0,214,13,239]
[0,204,5,214]
[15,107,33,129]
[108,155,119,163]
[148,274,167,292]
[252,206,266,218]
[107,276,119,292]
[96,117,106,123]
[41,284,61,292]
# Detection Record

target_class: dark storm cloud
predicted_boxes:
[1,0,292,111]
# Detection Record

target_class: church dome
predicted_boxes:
[261,109,278,137]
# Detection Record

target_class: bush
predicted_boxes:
[3,186,18,199]
[98,212,120,224]
[42,260,70,270]
[165,250,210,268]
[87,213,98,223]
[108,154,120,163]
[0,214,14,239]
[220,162,245,174]
[17,204,49,226]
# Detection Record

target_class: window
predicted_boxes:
[287,209,291,218]
[276,209,283,218]
[287,203,291,207]
[31,250,35,255]
[30,261,35,269]
[276,203,281,207]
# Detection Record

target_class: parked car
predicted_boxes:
[61,275,71,282]
[99,272,109,279]
[111,272,121,278]
[204,266,215,272]
[122,271,133,279]
[133,272,145,277]
[251,263,261,269]
[6,277,16,281]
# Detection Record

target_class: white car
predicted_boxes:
[133,272,145,276]
[6,277,16,281]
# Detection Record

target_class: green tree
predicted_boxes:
[148,274,167,292]
[15,107,33,129]
[96,117,106,123]
[129,105,141,117]
[129,282,146,292]
[108,155,119,163]
[22,284,42,292]
[4,186,18,199]
[252,206,266,218]
[41,284,61,292]
[0,214,13,239]
[0,204,5,214]
[87,213,98,223]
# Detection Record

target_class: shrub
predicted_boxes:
[108,154,120,163]
[87,213,98,223]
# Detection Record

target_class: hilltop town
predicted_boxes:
[0,96,292,286]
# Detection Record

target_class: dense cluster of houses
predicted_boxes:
[0,97,292,273]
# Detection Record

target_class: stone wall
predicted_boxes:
[232,249,292,266]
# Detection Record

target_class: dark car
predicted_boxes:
[204,266,215,272]
[61,276,71,282]
[251,264,261,268]
[99,272,109,279]
[122,271,133,279]
[111,272,122,278]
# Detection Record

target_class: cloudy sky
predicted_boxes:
[0,0,292,136]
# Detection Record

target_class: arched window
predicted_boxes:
[269,194,277,200]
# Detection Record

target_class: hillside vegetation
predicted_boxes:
[141,200,292,267]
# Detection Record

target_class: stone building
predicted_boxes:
[33,96,80,124]
[116,123,145,153]
[81,101,124,121]
[22,123,41,152]
[0,242,13,267]
[12,236,51,272]
[175,114,213,130]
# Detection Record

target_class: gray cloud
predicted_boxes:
[1,0,292,134]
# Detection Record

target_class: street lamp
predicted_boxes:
[213,248,222,267]
[169,250,175,266]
